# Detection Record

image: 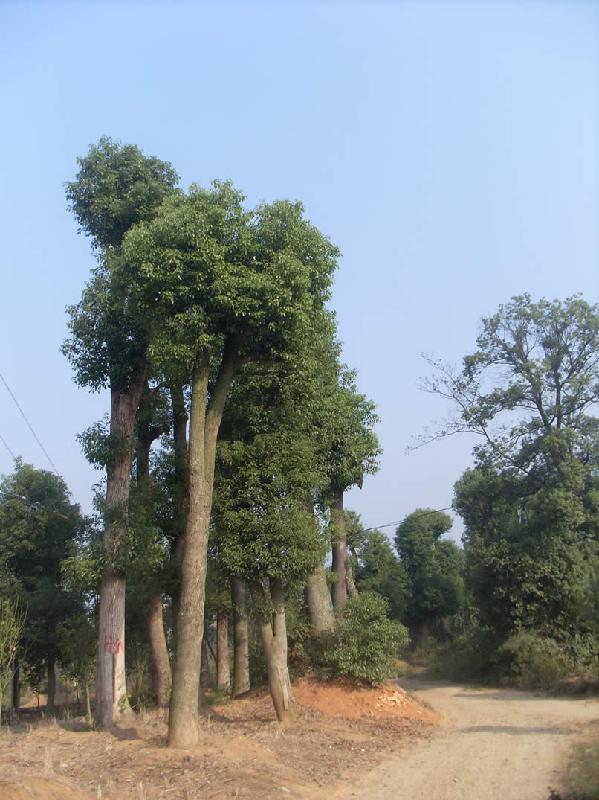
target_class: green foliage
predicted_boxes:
[0,599,25,721]
[455,463,599,641]
[0,461,86,677]
[57,613,96,687]
[65,135,179,251]
[354,528,408,620]
[316,593,409,685]
[318,369,380,498]
[395,509,465,641]
[494,632,571,690]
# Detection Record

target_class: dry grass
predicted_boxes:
[0,680,438,800]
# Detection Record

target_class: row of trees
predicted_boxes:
[60,138,385,745]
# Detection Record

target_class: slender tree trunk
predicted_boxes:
[135,400,172,710]
[47,653,56,710]
[199,636,210,703]
[305,564,335,633]
[96,374,145,728]
[169,382,189,622]
[330,488,348,609]
[232,577,250,696]
[148,594,171,707]
[12,660,19,710]
[84,682,92,725]
[259,578,292,723]
[346,553,358,598]
[216,611,230,692]
[168,339,240,747]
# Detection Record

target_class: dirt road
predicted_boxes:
[336,679,599,800]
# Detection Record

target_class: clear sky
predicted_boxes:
[0,1,598,540]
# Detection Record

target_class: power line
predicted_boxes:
[0,370,59,473]
[364,506,453,533]
[0,431,15,460]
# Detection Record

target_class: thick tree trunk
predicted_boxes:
[216,611,230,692]
[169,362,211,746]
[148,594,171,707]
[232,577,250,696]
[259,578,292,723]
[47,653,56,710]
[12,659,19,710]
[305,564,335,633]
[169,382,189,622]
[96,374,145,728]
[168,340,240,748]
[330,488,348,609]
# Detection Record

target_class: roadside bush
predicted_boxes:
[495,632,571,690]
[422,627,499,682]
[315,593,409,685]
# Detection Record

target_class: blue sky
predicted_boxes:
[0,1,598,540]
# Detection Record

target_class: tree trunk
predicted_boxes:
[232,577,250,696]
[47,653,56,710]
[170,382,189,565]
[148,594,171,707]
[12,660,19,710]
[135,405,172,711]
[200,636,210,694]
[168,340,240,748]
[330,488,348,609]
[346,554,358,598]
[259,578,292,723]
[216,611,230,692]
[96,374,145,728]
[305,564,335,633]
[84,682,92,725]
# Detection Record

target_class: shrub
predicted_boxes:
[316,593,409,685]
[424,627,500,682]
[494,631,571,690]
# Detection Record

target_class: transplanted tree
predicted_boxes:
[212,361,328,722]
[395,510,464,647]
[120,182,338,744]
[63,137,179,726]
[319,371,380,610]
[0,460,85,707]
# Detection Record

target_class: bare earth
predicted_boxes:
[337,678,599,800]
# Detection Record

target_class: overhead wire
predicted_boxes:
[363,506,453,533]
[0,431,15,460]
[0,369,60,473]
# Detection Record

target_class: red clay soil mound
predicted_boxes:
[0,777,95,800]
[293,677,440,723]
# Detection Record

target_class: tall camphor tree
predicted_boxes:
[351,520,408,622]
[425,295,599,642]
[319,371,380,610]
[0,460,84,707]
[212,360,328,721]
[63,137,178,726]
[395,509,464,646]
[121,183,338,745]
